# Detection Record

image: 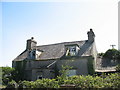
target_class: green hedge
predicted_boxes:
[18,79,59,88]
[6,73,120,89]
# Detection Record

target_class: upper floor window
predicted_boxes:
[28,49,42,60]
[65,44,79,56]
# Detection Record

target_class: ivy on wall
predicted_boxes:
[87,57,95,75]
[14,60,27,82]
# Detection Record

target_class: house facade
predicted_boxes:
[12,29,98,81]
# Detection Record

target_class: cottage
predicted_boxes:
[12,29,98,81]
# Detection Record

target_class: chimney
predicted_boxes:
[87,28,95,42]
[26,37,37,50]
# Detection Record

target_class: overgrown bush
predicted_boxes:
[59,73,120,88]
[34,79,59,88]
[5,73,120,89]
[116,64,120,72]
[18,80,32,88]
[6,80,17,88]
[98,53,104,57]
[18,79,59,88]
[103,49,120,60]
[1,66,15,85]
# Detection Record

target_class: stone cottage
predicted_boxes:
[12,29,98,81]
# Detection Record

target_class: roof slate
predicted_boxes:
[13,40,95,61]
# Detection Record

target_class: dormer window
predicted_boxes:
[36,50,42,59]
[65,44,79,56]
[28,49,43,60]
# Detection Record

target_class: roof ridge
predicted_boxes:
[37,40,87,47]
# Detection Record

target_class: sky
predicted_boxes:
[0,0,119,67]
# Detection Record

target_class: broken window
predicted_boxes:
[65,45,79,56]
[37,71,43,79]
[28,49,42,59]
[37,75,43,79]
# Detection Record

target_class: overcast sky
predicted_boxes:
[0,0,119,67]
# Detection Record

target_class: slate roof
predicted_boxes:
[13,40,96,61]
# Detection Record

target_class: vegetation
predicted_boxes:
[1,49,120,89]
[87,57,95,75]
[1,65,24,86]
[5,73,120,89]
[14,60,27,82]
[6,80,17,88]
[103,49,120,61]
[2,65,120,89]
[17,79,59,88]
[98,53,104,57]
[1,66,15,85]
[115,64,120,72]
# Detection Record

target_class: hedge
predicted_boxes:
[6,73,120,89]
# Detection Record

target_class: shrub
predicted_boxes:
[115,64,120,72]
[18,80,32,88]
[18,79,59,88]
[6,80,17,88]
[34,79,59,88]
[1,66,15,85]
[103,49,120,60]
[6,73,120,89]
[98,53,104,57]
[58,73,120,89]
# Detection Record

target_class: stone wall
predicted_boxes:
[24,56,92,80]
[31,68,55,81]
[25,60,56,80]
[57,58,88,75]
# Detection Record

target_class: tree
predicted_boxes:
[57,65,73,85]
[1,66,15,85]
[103,49,120,62]
[98,53,104,57]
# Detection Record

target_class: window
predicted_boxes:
[69,47,76,56]
[37,71,43,79]
[37,75,43,79]
[36,50,42,59]
[65,45,79,56]
[28,49,42,59]
[67,70,76,76]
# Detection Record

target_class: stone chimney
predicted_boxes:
[26,37,37,50]
[87,29,95,42]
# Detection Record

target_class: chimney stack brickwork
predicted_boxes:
[87,29,95,42]
[26,37,37,50]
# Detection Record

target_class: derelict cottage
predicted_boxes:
[12,29,97,81]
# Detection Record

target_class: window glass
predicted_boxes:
[67,70,76,76]
[65,45,79,56]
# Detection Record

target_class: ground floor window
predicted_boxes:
[67,70,76,76]
[37,75,43,79]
